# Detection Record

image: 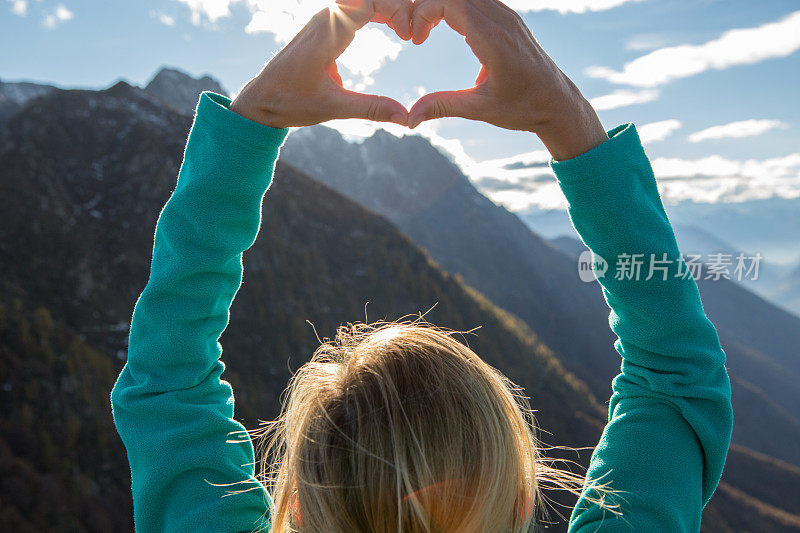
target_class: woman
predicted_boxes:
[111,0,733,531]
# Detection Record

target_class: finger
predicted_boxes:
[410,0,499,65]
[330,89,409,125]
[411,0,467,45]
[314,5,364,61]
[407,89,482,129]
[300,3,372,67]
[326,62,344,87]
[335,0,376,27]
[376,0,412,40]
[338,0,413,41]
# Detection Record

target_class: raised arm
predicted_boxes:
[408,1,733,530]
[552,127,733,531]
[111,1,413,531]
[111,93,288,532]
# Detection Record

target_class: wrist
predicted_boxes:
[535,96,608,162]
[536,97,608,161]
[230,84,288,129]
[230,98,280,129]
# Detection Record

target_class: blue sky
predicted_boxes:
[3,0,800,211]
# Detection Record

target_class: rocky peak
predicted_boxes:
[144,67,226,115]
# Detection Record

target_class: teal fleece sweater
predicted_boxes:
[110,92,733,532]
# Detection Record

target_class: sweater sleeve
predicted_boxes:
[553,124,734,533]
[110,92,289,533]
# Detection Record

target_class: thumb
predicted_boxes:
[330,89,409,125]
[408,89,481,129]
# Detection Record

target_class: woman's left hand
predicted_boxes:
[231,0,412,128]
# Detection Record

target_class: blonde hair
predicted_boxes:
[254,320,601,532]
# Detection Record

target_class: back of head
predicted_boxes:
[260,321,540,532]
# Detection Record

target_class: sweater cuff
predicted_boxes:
[550,123,643,190]
[195,91,290,151]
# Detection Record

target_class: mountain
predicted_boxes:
[143,67,226,115]
[548,220,790,302]
[527,200,800,315]
[524,196,800,267]
[519,205,574,239]
[548,235,587,259]
[770,262,800,316]
[672,224,791,301]
[0,66,225,127]
[667,197,800,267]
[0,80,604,531]
[0,80,58,126]
[0,71,798,531]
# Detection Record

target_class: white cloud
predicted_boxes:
[242,0,325,42]
[9,0,27,16]
[489,183,567,211]
[177,0,233,25]
[504,0,642,14]
[625,33,669,51]
[42,3,73,29]
[653,155,744,179]
[339,28,402,77]
[638,119,682,143]
[479,150,552,170]
[402,86,428,107]
[651,153,800,204]
[587,10,800,87]
[688,119,788,143]
[150,10,176,27]
[473,151,800,210]
[589,88,660,111]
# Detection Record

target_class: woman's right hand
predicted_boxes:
[231,0,412,129]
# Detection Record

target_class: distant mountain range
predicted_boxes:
[1,67,798,531]
[523,194,800,264]
[524,198,800,316]
[776,263,800,315]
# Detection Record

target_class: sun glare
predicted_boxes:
[244,0,404,83]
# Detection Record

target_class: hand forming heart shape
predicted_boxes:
[232,0,608,160]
